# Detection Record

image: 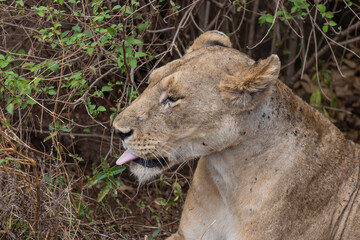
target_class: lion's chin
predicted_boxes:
[129,163,164,184]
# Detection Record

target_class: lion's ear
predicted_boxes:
[219,55,280,111]
[186,31,232,53]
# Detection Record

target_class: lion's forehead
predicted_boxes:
[148,48,254,87]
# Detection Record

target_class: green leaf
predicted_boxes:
[85,29,92,37]
[322,24,329,33]
[54,22,62,28]
[72,25,81,32]
[6,103,14,115]
[275,11,283,17]
[17,49,25,56]
[97,185,111,202]
[83,128,91,133]
[109,166,126,177]
[110,112,116,125]
[112,5,121,10]
[106,27,117,36]
[60,126,72,132]
[93,15,104,23]
[87,48,94,56]
[152,229,161,237]
[0,60,9,68]
[128,59,137,68]
[135,52,147,58]
[154,197,167,206]
[61,30,70,38]
[47,61,59,72]
[47,89,57,95]
[37,10,45,17]
[325,11,334,18]
[43,132,56,142]
[322,108,330,118]
[173,182,182,199]
[310,88,321,105]
[265,13,274,23]
[97,106,106,112]
[26,98,36,105]
[122,6,132,15]
[101,86,113,92]
[125,37,143,45]
[329,20,337,26]
[317,4,326,13]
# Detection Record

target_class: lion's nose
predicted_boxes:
[115,127,134,140]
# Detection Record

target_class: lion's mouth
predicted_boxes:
[116,150,168,168]
[133,157,168,168]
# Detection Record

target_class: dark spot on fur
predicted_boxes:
[202,142,207,146]
[262,113,266,118]
[207,40,228,48]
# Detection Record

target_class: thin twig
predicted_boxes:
[247,0,281,50]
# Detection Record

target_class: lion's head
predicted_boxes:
[113,31,280,183]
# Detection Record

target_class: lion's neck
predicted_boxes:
[204,80,348,208]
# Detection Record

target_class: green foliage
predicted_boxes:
[317,4,337,33]
[74,193,94,218]
[154,177,183,210]
[0,0,152,122]
[258,1,338,33]
[310,63,335,118]
[232,0,246,12]
[87,159,126,202]
[0,2,158,236]
[169,0,180,14]
[128,87,139,101]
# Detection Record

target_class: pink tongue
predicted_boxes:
[116,150,139,165]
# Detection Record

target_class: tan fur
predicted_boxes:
[186,30,232,53]
[113,31,360,239]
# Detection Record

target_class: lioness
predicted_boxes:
[113,31,360,240]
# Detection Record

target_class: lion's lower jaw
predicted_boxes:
[129,163,164,184]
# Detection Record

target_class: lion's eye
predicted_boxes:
[162,96,178,105]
